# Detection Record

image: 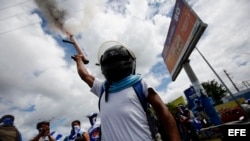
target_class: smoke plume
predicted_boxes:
[34,0,67,34]
[34,0,102,35]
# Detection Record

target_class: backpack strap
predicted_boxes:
[133,81,160,140]
[132,81,148,112]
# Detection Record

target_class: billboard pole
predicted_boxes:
[183,60,222,125]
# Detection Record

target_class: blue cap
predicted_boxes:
[0,115,14,125]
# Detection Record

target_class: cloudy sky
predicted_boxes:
[0,0,249,140]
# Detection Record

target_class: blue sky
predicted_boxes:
[0,0,249,140]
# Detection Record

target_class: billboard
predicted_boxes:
[162,0,207,81]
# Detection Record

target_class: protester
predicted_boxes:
[86,113,98,127]
[0,114,22,141]
[192,99,204,115]
[87,113,101,141]
[30,121,56,141]
[174,108,186,141]
[63,120,90,141]
[72,41,181,141]
[192,99,209,128]
[178,105,200,141]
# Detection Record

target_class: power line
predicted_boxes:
[0,0,165,35]
[234,52,250,55]
[0,10,31,22]
[0,13,154,36]
[0,0,69,22]
[0,22,40,35]
[0,1,88,35]
[0,0,31,11]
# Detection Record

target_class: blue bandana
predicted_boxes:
[103,74,142,93]
[3,118,13,126]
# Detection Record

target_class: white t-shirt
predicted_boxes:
[35,136,53,141]
[91,78,153,141]
[31,131,64,141]
[38,137,48,141]
[64,128,87,141]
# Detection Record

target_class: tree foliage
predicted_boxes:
[201,79,227,105]
[166,103,178,115]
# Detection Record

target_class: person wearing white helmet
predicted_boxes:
[72,41,181,141]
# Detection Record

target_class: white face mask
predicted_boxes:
[74,125,80,132]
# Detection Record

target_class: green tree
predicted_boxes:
[201,79,227,105]
[166,103,178,115]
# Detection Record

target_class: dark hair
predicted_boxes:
[71,120,81,127]
[36,121,49,130]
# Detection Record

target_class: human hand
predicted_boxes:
[70,128,75,135]
[39,126,50,136]
[71,54,84,62]
[68,128,77,140]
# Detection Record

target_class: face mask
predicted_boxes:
[74,125,80,132]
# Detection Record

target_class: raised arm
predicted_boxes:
[72,54,95,88]
[147,88,181,141]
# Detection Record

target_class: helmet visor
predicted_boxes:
[97,41,135,65]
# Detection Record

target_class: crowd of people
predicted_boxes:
[2,41,249,141]
[0,106,205,141]
[0,114,96,141]
[8,41,250,141]
[1,41,181,141]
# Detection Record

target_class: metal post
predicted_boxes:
[223,70,240,92]
[183,60,222,125]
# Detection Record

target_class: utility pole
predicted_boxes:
[223,70,240,92]
[195,47,247,118]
